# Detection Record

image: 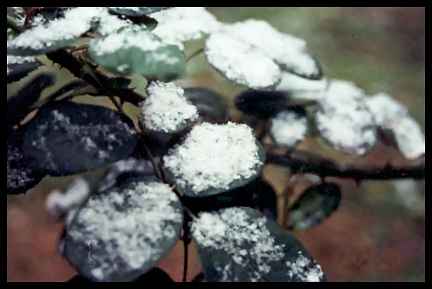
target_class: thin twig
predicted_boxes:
[186,48,204,63]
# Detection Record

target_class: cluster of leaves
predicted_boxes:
[7,7,425,282]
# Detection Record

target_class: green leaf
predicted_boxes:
[287,183,341,230]
[191,207,326,282]
[22,101,138,176]
[63,179,183,282]
[108,7,169,17]
[88,26,185,81]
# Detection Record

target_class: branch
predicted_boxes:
[266,150,425,180]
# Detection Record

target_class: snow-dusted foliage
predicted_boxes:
[366,93,425,159]
[163,122,265,196]
[191,207,325,282]
[316,80,377,155]
[64,180,183,282]
[276,73,328,101]
[139,82,198,133]
[270,110,308,148]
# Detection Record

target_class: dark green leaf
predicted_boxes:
[191,207,326,282]
[108,7,169,17]
[287,183,341,230]
[7,72,56,129]
[68,267,174,283]
[7,56,41,83]
[63,179,183,282]
[89,26,185,81]
[184,87,229,123]
[22,101,138,176]
[7,132,45,195]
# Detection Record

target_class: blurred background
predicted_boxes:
[7,7,425,282]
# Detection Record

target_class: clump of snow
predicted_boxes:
[65,181,182,281]
[8,7,102,53]
[286,251,324,282]
[270,110,308,148]
[163,122,264,196]
[139,82,198,133]
[316,80,377,155]
[365,93,425,159]
[90,25,163,56]
[46,177,90,218]
[152,7,222,49]
[7,54,37,74]
[205,32,281,89]
[276,73,328,101]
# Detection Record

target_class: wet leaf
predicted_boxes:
[183,87,229,123]
[287,183,341,230]
[191,207,326,282]
[89,26,185,81]
[22,101,138,176]
[64,179,183,282]
[7,132,45,195]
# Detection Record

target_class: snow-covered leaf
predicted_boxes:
[7,7,99,56]
[184,87,229,123]
[64,179,183,282]
[7,132,45,195]
[270,109,308,148]
[191,207,326,282]
[287,183,341,230]
[276,73,328,101]
[316,80,377,155]
[235,90,308,118]
[139,82,198,134]
[163,122,265,197]
[7,54,41,83]
[365,93,425,159]
[7,72,56,129]
[205,32,281,89]
[225,20,322,79]
[108,7,169,17]
[152,7,221,49]
[89,26,185,81]
[22,101,138,176]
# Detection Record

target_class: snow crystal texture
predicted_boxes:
[270,110,308,148]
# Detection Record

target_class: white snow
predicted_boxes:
[286,251,324,282]
[152,7,222,49]
[7,54,37,74]
[163,122,263,196]
[205,31,281,89]
[276,73,328,101]
[365,93,425,159]
[46,177,90,218]
[66,181,182,281]
[316,80,377,155]
[270,110,308,148]
[139,82,198,133]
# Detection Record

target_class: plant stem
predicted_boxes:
[186,48,204,63]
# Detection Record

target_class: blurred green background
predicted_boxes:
[7,7,425,282]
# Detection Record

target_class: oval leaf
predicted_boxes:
[7,55,41,83]
[163,122,265,197]
[22,101,138,176]
[108,7,169,17]
[191,207,326,282]
[63,179,183,282]
[89,26,185,81]
[287,183,341,230]
[7,132,45,195]
[183,87,229,123]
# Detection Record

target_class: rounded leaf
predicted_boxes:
[163,122,265,197]
[287,183,341,230]
[22,101,138,176]
[191,207,326,282]
[108,7,169,17]
[183,87,229,123]
[63,180,183,282]
[89,26,185,81]
[7,55,41,83]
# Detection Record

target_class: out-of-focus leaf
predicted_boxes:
[22,101,138,176]
[7,72,56,129]
[68,267,174,283]
[108,7,169,17]
[63,179,183,282]
[7,55,41,83]
[183,87,229,123]
[7,132,45,195]
[191,207,326,282]
[269,109,308,149]
[88,26,185,81]
[287,183,341,230]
